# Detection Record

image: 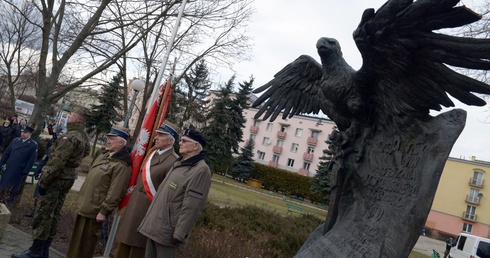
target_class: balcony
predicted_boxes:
[268,161,278,168]
[303,152,314,162]
[298,168,309,176]
[272,146,283,154]
[307,137,318,146]
[249,125,259,134]
[462,211,477,221]
[469,178,484,188]
[466,195,481,205]
[277,131,287,139]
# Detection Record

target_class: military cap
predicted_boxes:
[71,106,89,119]
[155,123,179,140]
[182,128,206,148]
[21,126,34,133]
[106,126,129,141]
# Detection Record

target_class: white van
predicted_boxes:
[450,233,490,258]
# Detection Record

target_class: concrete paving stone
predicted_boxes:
[0,224,64,258]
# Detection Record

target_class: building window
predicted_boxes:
[471,171,484,186]
[307,146,315,154]
[291,143,299,152]
[468,188,481,203]
[266,123,273,131]
[303,162,311,170]
[262,137,270,145]
[295,128,303,137]
[287,158,295,167]
[280,125,287,132]
[272,154,279,163]
[258,151,265,160]
[310,131,319,138]
[462,223,473,233]
[276,139,284,147]
[249,134,256,141]
[465,205,476,220]
[253,120,260,126]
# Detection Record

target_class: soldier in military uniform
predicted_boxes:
[66,127,132,258]
[12,106,90,258]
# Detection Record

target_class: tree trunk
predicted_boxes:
[296,109,466,257]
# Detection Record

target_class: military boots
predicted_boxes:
[11,239,44,258]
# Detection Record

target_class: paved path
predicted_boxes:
[0,225,64,258]
[0,175,86,257]
[412,235,446,256]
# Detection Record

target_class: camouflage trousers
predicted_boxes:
[32,179,75,240]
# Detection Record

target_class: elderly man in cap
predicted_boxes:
[115,123,179,258]
[12,106,90,258]
[138,128,211,258]
[0,125,37,207]
[66,126,132,258]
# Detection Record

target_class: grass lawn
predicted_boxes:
[210,174,328,219]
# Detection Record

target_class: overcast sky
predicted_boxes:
[224,0,490,162]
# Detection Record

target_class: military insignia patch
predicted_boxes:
[169,181,178,190]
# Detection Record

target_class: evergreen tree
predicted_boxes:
[86,72,125,156]
[167,60,211,128]
[311,137,334,204]
[202,77,236,171]
[231,140,255,181]
[202,76,254,171]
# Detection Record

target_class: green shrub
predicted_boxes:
[185,203,322,257]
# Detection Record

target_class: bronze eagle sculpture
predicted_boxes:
[252,0,490,257]
[253,0,490,133]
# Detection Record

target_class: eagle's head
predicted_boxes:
[316,37,343,63]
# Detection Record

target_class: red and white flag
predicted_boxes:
[118,79,173,210]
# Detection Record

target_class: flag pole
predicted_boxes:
[102,1,187,256]
[149,0,188,105]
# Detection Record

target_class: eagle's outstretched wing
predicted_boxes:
[354,0,490,121]
[252,55,324,121]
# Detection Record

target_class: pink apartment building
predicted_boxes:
[239,107,336,177]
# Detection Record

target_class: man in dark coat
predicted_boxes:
[115,123,179,258]
[0,120,13,152]
[0,125,38,207]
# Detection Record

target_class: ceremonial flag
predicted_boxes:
[118,78,172,210]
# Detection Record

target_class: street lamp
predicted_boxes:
[123,79,145,128]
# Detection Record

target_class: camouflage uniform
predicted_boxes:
[33,122,90,240]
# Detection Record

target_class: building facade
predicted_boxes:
[426,157,490,238]
[239,107,335,177]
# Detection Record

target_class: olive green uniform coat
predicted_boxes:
[66,147,132,258]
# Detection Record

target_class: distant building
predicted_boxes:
[239,107,335,177]
[426,156,490,238]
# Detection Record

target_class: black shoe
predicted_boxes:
[11,249,42,258]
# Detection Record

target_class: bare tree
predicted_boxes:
[455,1,490,84]
[4,0,180,135]
[113,0,254,143]
[4,0,253,139]
[0,0,41,112]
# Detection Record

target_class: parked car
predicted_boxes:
[450,233,490,258]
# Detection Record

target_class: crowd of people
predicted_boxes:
[0,109,211,258]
